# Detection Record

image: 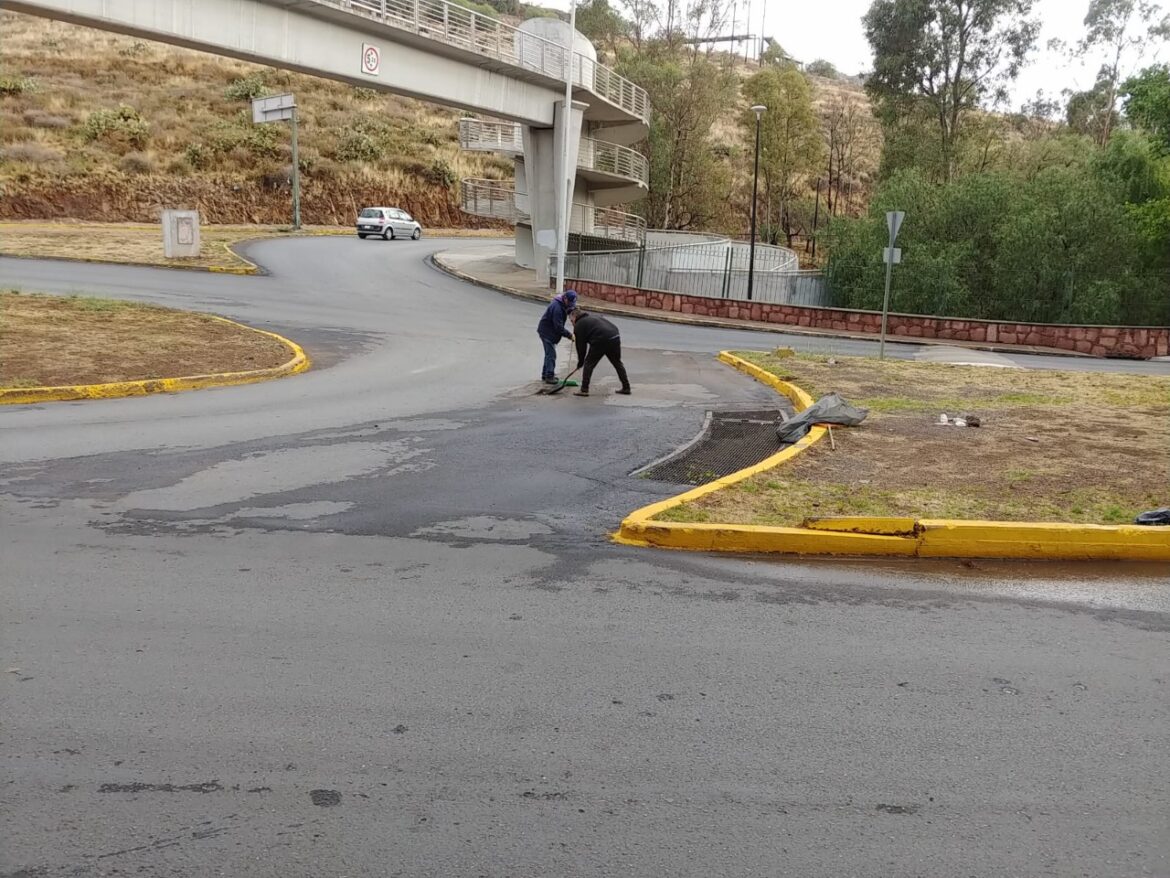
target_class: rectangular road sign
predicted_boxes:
[883,247,902,264]
[252,93,296,124]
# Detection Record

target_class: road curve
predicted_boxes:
[2,239,1168,878]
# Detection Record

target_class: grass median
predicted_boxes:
[0,222,511,272]
[1,291,293,387]
[657,351,1170,527]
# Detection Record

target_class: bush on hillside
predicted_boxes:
[82,106,150,150]
[224,74,268,102]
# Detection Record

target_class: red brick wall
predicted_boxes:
[569,279,1170,359]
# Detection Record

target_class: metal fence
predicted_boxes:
[560,239,829,306]
[320,0,650,122]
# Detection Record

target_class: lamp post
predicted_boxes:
[747,104,766,301]
[554,0,578,298]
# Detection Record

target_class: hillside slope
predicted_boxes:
[0,11,875,229]
[0,11,514,226]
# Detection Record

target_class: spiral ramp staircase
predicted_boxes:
[458,20,650,279]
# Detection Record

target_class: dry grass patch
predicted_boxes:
[659,351,1170,527]
[0,291,293,386]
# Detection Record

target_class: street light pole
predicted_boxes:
[554,0,578,298]
[747,104,766,302]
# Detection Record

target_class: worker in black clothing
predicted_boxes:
[570,310,631,397]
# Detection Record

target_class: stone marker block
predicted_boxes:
[162,209,200,258]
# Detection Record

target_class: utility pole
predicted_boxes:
[554,0,577,297]
[747,104,766,301]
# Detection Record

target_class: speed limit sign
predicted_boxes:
[361,43,381,76]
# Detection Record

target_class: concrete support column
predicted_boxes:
[520,99,585,281]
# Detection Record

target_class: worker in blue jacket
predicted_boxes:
[536,289,578,384]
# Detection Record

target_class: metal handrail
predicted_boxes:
[578,138,649,186]
[459,179,526,222]
[312,0,650,123]
[459,119,649,186]
[458,118,524,153]
[460,178,646,243]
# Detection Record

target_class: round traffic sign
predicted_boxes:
[362,43,381,76]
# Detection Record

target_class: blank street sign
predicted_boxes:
[252,93,296,124]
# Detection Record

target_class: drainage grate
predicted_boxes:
[634,408,788,485]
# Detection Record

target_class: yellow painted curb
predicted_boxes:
[0,315,309,405]
[614,352,1170,561]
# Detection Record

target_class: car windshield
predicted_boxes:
[359,208,381,218]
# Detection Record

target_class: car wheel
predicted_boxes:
[358,233,367,239]
[411,227,422,240]
[383,228,394,241]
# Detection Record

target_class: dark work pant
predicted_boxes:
[540,336,558,380]
[581,337,629,392]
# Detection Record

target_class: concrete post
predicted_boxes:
[521,98,585,283]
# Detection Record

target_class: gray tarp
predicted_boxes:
[777,393,869,443]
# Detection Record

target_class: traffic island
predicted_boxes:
[0,291,308,404]
[615,351,1170,561]
[0,222,512,275]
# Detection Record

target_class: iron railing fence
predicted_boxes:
[560,240,827,306]
[318,0,650,122]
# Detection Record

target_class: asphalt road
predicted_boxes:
[2,239,1168,878]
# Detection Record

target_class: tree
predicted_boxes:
[1066,70,1121,141]
[760,40,796,68]
[1123,64,1170,150]
[1076,0,1170,146]
[619,43,737,229]
[806,59,840,79]
[742,67,826,246]
[575,0,629,56]
[863,0,1039,181]
[820,96,880,215]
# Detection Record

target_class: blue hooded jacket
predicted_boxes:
[537,290,578,343]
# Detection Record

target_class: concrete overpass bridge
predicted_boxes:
[3,0,650,276]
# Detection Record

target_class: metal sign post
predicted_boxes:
[879,210,905,360]
[252,93,301,230]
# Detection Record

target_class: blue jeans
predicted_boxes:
[540,336,558,380]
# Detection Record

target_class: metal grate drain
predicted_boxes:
[634,408,788,485]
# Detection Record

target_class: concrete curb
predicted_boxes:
[0,249,262,276]
[614,352,1170,561]
[430,251,1092,359]
[0,315,310,405]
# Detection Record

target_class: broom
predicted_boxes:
[544,364,582,395]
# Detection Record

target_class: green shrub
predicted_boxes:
[224,74,268,102]
[82,106,150,150]
[0,75,36,96]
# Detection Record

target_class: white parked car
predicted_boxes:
[356,206,422,240]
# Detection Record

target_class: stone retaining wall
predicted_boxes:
[568,279,1170,359]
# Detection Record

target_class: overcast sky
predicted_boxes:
[736,0,1169,109]
[540,0,1170,111]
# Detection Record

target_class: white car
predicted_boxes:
[356,206,422,240]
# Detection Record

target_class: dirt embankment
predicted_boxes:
[0,173,505,228]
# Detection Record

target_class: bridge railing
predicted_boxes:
[461,178,647,244]
[459,119,649,186]
[458,118,525,154]
[326,0,650,123]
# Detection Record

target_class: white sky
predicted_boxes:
[739,0,1170,109]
